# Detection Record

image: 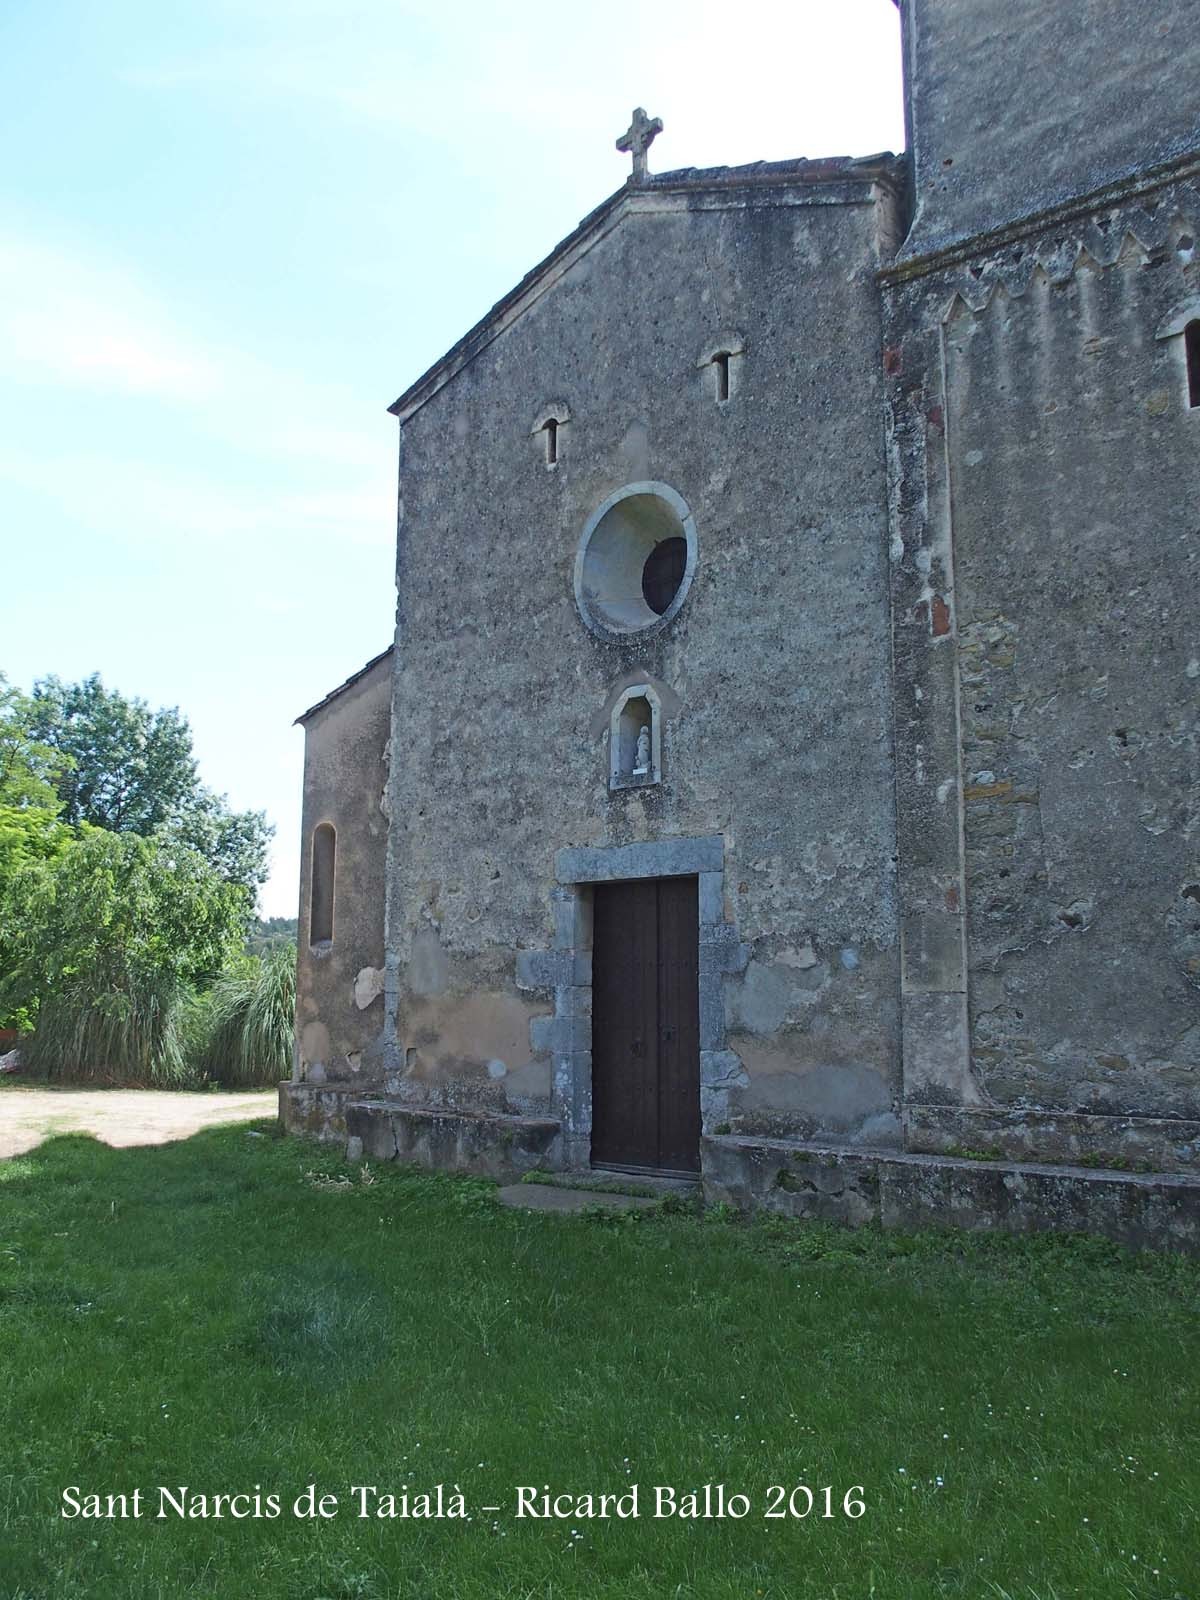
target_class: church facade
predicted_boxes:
[284,0,1200,1245]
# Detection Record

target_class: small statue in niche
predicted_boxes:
[633,724,651,776]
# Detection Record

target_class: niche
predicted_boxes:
[610,684,662,790]
[310,823,336,946]
[1153,298,1200,406]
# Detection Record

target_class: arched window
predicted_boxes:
[531,401,570,467]
[696,331,744,404]
[310,823,336,946]
[1185,320,1200,408]
[1154,302,1200,405]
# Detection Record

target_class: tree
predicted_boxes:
[246,916,299,957]
[26,673,271,896]
[28,673,196,833]
[165,787,273,895]
[0,677,72,1029]
[0,674,67,811]
[0,827,249,1081]
[0,808,71,1032]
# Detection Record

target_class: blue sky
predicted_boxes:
[1,0,904,916]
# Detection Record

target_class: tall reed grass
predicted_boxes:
[194,943,296,1087]
[19,944,295,1088]
[21,967,189,1085]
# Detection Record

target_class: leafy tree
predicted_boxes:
[0,806,71,1032]
[0,678,72,1029]
[28,673,196,833]
[246,916,299,956]
[26,673,270,896]
[1,827,248,1081]
[0,674,67,811]
[165,788,272,895]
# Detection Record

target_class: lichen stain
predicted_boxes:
[406,991,543,1078]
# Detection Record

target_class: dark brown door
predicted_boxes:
[591,876,700,1175]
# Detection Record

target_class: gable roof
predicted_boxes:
[387,153,902,425]
[294,646,394,727]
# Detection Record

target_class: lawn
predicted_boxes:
[1,1125,1196,1600]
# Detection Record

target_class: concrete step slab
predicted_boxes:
[551,1170,699,1199]
[495,1183,661,1214]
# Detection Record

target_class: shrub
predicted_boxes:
[194,943,296,1087]
[23,966,191,1085]
[2,826,247,1084]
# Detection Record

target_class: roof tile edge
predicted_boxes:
[295,645,395,727]
[386,153,903,425]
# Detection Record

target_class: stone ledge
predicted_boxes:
[905,1104,1200,1173]
[702,1135,1200,1255]
[344,1100,561,1180]
[278,1082,364,1143]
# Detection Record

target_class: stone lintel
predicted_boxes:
[556,835,724,884]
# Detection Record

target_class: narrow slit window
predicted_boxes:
[1186,321,1200,407]
[310,823,335,945]
[713,351,730,402]
[544,417,559,464]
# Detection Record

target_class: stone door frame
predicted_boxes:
[517,835,749,1170]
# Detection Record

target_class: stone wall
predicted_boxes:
[293,652,393,1086]
[284,4,1200,1246]
[383,164,907,1149]
[899,0,1200,260]
[884,161,1200,1167]
[704,1134,1200,1254]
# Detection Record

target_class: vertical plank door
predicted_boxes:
[591,876,700,1174]
[654,875,701,1173]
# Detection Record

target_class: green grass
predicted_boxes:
[1,1127,1198,1600]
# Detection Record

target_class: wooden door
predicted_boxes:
[591,876,700,1175]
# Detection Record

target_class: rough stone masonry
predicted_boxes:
[283,0,1200,1251]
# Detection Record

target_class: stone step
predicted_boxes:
[550,1169,700,1199]
[495,1183,662,1214]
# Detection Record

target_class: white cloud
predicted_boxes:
[0,444,394,554]
[0,239,219,399]
[0,226,396,495]
[121,0,903,167]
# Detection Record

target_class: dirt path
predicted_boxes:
[0,1085,277,1159]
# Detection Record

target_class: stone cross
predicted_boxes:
[616,107,663,182]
